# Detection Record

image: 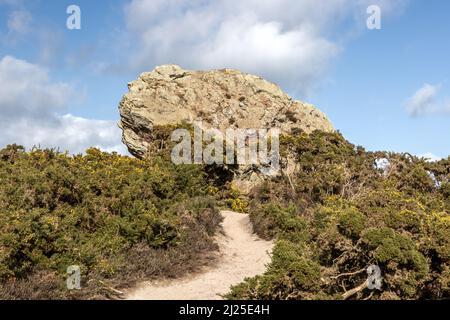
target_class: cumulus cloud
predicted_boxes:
[120,0,407,95]
[2,114,128,155]
[406,83,450,117]
[0,56,126,154]
[0,56,71,121]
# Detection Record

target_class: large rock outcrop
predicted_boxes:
[118,65,334,191]
[119,65,334,158]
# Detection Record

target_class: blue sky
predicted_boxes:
[311,0,450,159]
[0,0,449,158]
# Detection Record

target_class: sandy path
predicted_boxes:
[126,210,274,300]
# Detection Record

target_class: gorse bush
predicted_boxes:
[1,128,449,300]
[0,145,222,299]
[227,131,450,300]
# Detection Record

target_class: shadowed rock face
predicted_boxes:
[119,64,334,158]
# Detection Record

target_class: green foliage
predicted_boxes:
[225,240,321,300]
[229,130,450,300]
[2,127,450,300]
[0,145,221,299]
[337,207,366,239]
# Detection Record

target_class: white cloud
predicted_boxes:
[0,56,126,154]
[121,0,407,95]
[406,83,439,116]
[419,152,442,162]
[2,115,128,155]
[406,83,450,117]
[7,10,32,34]
[0,55,71,121]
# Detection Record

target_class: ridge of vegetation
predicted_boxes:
[1,127,449,300]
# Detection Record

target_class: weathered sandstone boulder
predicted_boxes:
[118,65,334,191]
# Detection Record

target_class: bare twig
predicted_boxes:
[340,280,347,293]
[363,291,374,300]
[98,280,125,296]
[330,268,366,280]
[281,168,295,194]
[342,280,368,300]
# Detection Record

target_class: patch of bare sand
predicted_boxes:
[126,210,274,300]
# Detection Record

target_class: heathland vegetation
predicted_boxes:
[227,131,450,299]
[0,128,449,299]
[0,145,222,299]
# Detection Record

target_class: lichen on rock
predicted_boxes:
[119,65,334,157]
[118,65,334,190]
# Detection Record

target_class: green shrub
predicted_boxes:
[228,131,450,300]
[0,146,221,299]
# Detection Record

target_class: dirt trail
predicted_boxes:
[126,210,274,300]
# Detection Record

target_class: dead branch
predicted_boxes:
[342,280,368,300]
[98,280,125,297]
[363,291,374,300]
[330,268,366,280]
[281,164,296,194]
